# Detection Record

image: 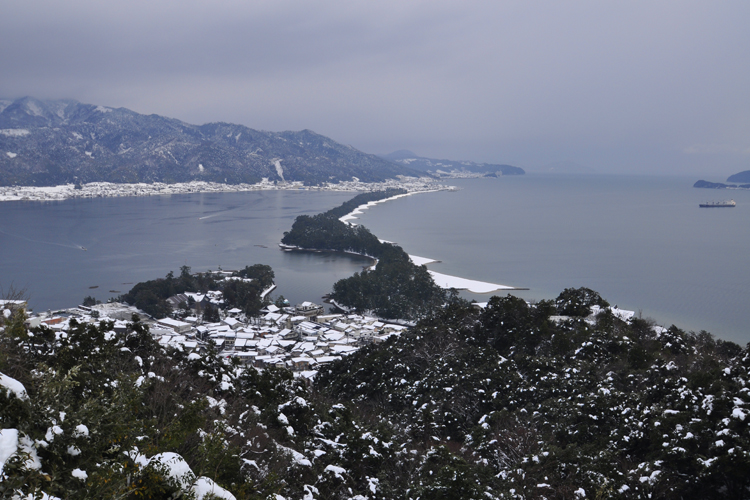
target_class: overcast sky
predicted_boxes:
[2,1,749,176]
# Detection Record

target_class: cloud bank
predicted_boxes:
[2,1,749,175]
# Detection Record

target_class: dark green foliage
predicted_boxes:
[315,293,750,499]
[5,270,750,499]
[120,264,273,318]
[555,286,610,316]
[0,312,272,499]
[281,189,406,258]
[222,265,275,315]
[282,213,384,256]
[324,189,408,218]
[282,190,446,320]
[331,248,447,320]
[81,295,99,306]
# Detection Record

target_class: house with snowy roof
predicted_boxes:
[156,317,192,334]
[294,301,324,319]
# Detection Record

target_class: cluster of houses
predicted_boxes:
[0,177,453,202]
[11,298,409,382]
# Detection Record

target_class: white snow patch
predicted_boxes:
[73,424,89,438]
[290,449,311,466]
[1,372,29,400]
[6,152,17,158]
[85,151,93,157]
[72,468,88,480]
[192,476,237,500]
[325,464,347,479]
[428,270,513,293]
[368,476,380,494]
[95,105,112,113]
[639,470,661,484]
[45,425,63,442]
[338,190,420,224]
[410,255,439,266]
[26,101,43,116]
[302,485,319,500]
[198,164,205,173]
[0,429,19,476]
[149,452,194,489]
[274,160,284,181]
[0,129,30,137]
[0,429,41,475]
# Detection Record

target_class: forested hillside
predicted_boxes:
[2,288,748,499]
[119,265,274,318]
[0,97,422,186]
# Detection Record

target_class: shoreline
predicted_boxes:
[338,188,450,225]
[0,177,454,203]
[337,194,524,294]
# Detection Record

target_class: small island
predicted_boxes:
[693,169,750,190]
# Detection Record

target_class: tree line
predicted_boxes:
[281,189,447,320]
[118,264,274,318]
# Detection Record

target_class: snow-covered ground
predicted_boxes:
[338,188,450,225]
[409,255,439,266]
[427,270,515,293]
[411,254,516,292]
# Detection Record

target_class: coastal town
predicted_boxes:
[0,176,457,202]
[2,280,641,387]
[3,287,411,384]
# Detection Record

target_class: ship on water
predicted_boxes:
[699,199,736,208]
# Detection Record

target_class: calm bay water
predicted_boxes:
[1,175,748,344]
[0,190,371,313]
[353,175,750,344]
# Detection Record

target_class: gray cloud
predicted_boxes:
[2,1,749,175]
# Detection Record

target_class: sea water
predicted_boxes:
[1,176,748,344]
[0,190,371,313]
[353,175,750,344]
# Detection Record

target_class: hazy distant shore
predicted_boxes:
[0,177,454,202]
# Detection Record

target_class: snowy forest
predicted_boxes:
[2,287,750,499]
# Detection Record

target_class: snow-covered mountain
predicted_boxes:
[0,97,422,186]
[380,149,524,176]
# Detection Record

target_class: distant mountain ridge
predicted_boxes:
[0,97,423,186]
[727,170,750,183]
[694,169,750,190]
[380,149,524,176]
